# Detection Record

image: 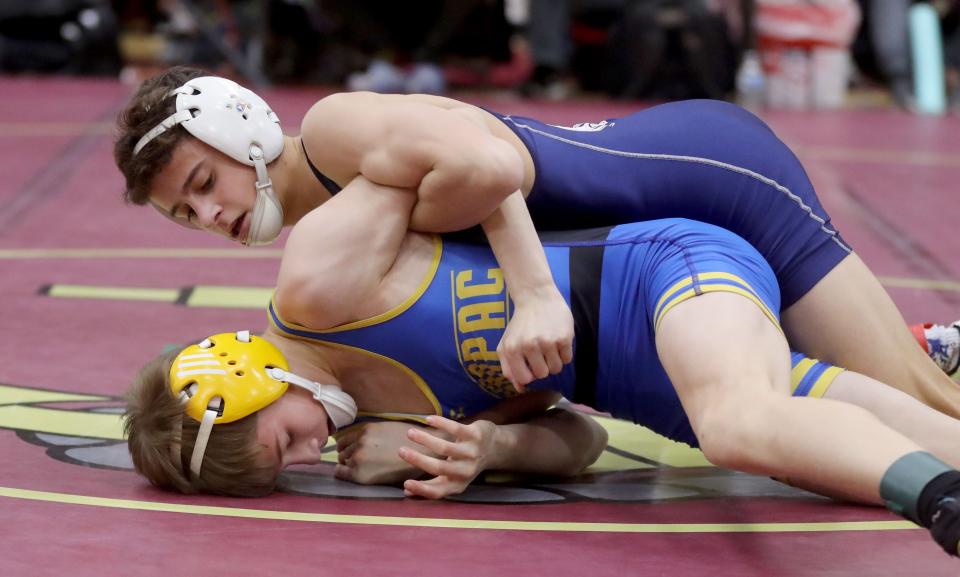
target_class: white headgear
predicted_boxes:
[133,76,286,246]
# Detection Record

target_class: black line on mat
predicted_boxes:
[603,445,671,468]
[175,286,195,306]
[840,182,960,306]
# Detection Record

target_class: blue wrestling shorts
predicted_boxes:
[549,219,845,446]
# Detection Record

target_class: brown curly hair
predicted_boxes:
[123,347,278,497]
[113,66,208,206]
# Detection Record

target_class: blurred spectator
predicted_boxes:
[262,0,340,84]
[615,0,737,100]
[112,1,514,89]
[521,0,738,100]
[0,0,121,75]
[851,0,913,108]
[939,3,960,110]
[851,0,960,111]
[329,0,514,94]
[521,0,626,99]
[871,0,913,107]
[153,0,268,84]
[755,0,860,109]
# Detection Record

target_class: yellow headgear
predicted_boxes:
[169,330,357,478]
[170,330,288,424]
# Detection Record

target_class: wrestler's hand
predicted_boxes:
[400,416,497,499]
[498,287,574,392]
[335,421,443,485]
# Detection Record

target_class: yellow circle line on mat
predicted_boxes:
[0,486,918,533]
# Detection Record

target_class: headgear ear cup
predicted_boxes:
[244,145,285,246]
[245,187,285,246]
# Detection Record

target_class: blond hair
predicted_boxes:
[123,348,277,497]
[113,66,207,206]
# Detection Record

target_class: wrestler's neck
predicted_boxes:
[272,135,333,226]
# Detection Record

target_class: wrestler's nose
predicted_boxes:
[192,199,223,230]
[282,437,324,468]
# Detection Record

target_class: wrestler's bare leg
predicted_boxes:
[823,370,960,468]
[782,253,960,417]
[657,291,922,504]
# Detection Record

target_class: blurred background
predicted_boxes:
[3,0,960,113]
[2,7,960,576]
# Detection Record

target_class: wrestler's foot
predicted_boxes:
[911,322,960,375]
[930,496,960,556]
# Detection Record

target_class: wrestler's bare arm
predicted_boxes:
[399,402,609,499]
[275,175,416,330]
[301,93,574,388]
[301,92,522,232]
[335,390,608,495]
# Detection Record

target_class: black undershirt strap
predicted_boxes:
[300,140,342,196]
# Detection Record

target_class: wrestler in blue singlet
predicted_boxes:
[489,100,851,309]
[303,100,850,309]
[269,219,844,447]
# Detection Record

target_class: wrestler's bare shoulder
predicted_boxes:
[302,92,496,130]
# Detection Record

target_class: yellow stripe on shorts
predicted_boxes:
[654,273,781,335]
[791,358,844,398]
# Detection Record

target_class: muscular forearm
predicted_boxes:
[479,192,574,387]
[398,406,604,499]
[484,409,608,476]
[480,192,557,303]
[411,164,520,233]
[408,113,525,233]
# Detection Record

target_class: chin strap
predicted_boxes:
[243,145,284,246]
[190,408,218,478]
[266,367,358,431]
[171,388,223,480]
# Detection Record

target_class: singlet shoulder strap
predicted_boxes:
[301,139,342,196]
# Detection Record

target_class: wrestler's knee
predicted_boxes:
[691,387,784,471]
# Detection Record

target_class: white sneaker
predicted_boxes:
[916,322,960,376]
[405,63,446,95]
[346,59,406,94]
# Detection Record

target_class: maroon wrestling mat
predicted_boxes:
[0,76,957,576]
